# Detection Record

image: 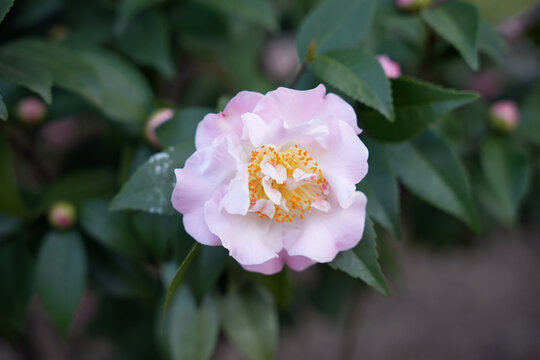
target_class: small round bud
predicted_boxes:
[145,108,174,149]
[489,100,520,133]
[261,35,299,83]
[48,201,77,230]
[396,0,432,11]
[377,55,401,79]
[16,97,47,124]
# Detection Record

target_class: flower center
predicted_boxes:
[247,144,330,223]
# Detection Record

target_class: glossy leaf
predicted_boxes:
[479,136,530,225]
[116,0,165,31]
[130,211,180,261]
[387,132,479,231]
[0,0,14,24]
[0,130,26,216]
[296,0,377,61]
[478,21,505,64]
[194,0,277,31]
[81,50,152,122]
[330,219,389,296]
[361,77,478,142]
[0,93,6,120]
[358,137,400,238]
[310,47,393,119]
[36,231,87,334]
[220,285,278,360]
[168,287,219,360]
[110,143,194,215]
[421,0,480,70]
[0,50,53,103]
[156,107,211,148]
[118,10,174,78]
[4,39,102,107]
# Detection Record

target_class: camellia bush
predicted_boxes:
[1,0,539,359]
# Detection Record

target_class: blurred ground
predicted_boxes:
[2,231,539,360]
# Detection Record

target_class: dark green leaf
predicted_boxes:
[296,0,377,61]
[168,287,219,360]
[118,10,174,78]
[479,136,530,225]
[0,93,6,120]
[0,214,22,236]
[515,90,540,145]
[310,47,393,119]
[467,0,537,24]
[130,212,180,261]
[81,50,152,123]
[330,219,389,296]
[156,107,210,148]
[185,246,228,300]
[4,39,102,107]
[194,0,278,31]
[387,132,479,231]
[36,231,87,334]
[220,284,278,360]
[361,77,478,142]
[0,242,34,329]
[116,0,165,32]
[110,143,194,215]
[478,21,505,64]
[0,130,26,216]
[0,0,14,24]
[421,0,480,70]
[0,50,53,103]
[358,137,400,238]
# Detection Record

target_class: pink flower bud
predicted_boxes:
[145,108,174,148]
[396,0,432,11]
[16,97,46,124]
[377,55,401,79]
[261,35,299,83]
[48,201,76,230]
[489,100,520,133]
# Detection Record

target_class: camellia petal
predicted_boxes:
[171,85,369,274]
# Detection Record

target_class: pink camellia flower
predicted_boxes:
[171,85,368,275]
[489,100,520,133]
[16,97,47,124]
[145,108,174,148]
[377,55,401,79]
[48,201,76,230]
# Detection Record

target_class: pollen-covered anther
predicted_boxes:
[247,144,330,222]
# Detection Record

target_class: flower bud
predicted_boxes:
[16,97,47,124]
[261,35,299,83]
[396,0,432,11]
[377,55,401,79]
[145,108,174,149]
[48,201,76,230]
[489,100,520,133]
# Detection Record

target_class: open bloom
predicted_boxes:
[171,85,368,274]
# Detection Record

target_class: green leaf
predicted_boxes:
[110,143,194,215]
[156,107,211,148]
[168,287,219,360]
[4,39,102,107]
[0,130,26,216]
[467,0,537,24]
[387,132,479,231]
[220,284,278,360]
[116,0,165,32]
[310,47,393,119]
[80,50,152,123]
[361,77,478,142]
[0,242,35,329]
[358,137,400,238]
[0,49,53,103]
[478,21,505,64]
[421,0,480,70]
[0,0,14,24]
[330,219,389,296]
[36,231,87,334]
[296,0,377,62]
[515,89,540,145]
[185,246,228,300]
[161,243,201,332]
[79,200,147,260]
[130,211,180,261]
[194,0,278,31]
[479,136,530,225]
[0,93,6,120]
[118,9,174,78]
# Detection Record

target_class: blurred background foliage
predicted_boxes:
[0,0,539,359]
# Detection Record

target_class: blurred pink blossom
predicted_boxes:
[16,97,46,124]
[468,70,504,99]
[48,201,76,229]
[261,35,299,83]
[396,0,431,10]
[377,55,401,79]
[171,85,368,274]
[145,108,174,148]
[489,100,520,132]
